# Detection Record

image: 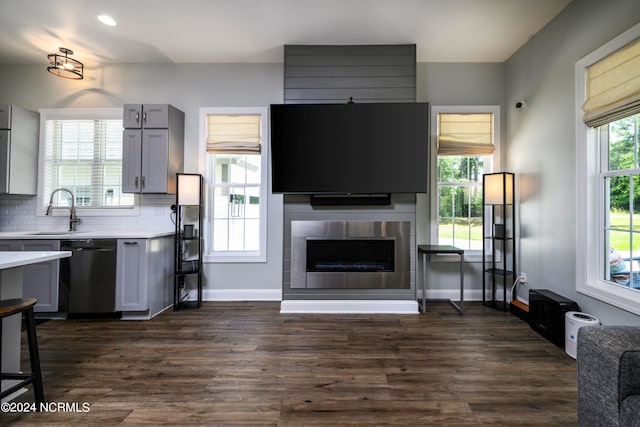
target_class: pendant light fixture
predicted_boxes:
[47,47,84,80]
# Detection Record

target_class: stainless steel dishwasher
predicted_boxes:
[59,239,117,315]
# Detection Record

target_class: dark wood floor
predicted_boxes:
[7,301,577,426]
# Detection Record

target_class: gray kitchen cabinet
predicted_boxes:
[123,104,172,129]
[0,239,60,312]
[116,237,173,319]
[0,105,39,195]
[122,104,184,194]
[116,239,148,312]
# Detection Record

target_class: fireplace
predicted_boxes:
[290,220,410,289]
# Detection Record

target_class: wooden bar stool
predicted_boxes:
[0,298,44,408]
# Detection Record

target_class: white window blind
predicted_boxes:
[44,119,133,208]
[582,36,640,128]
[437,113,495,156]
[206,114,261,154]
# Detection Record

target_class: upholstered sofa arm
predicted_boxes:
[577,326,640,427]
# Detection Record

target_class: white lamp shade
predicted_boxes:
[177,174,201,205]
[484,173,513,205]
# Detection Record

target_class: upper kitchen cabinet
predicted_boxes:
[122,104,184,194]
[123,104,175,129]
[0,104,39,195]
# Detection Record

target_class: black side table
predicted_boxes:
[418,245,464,314]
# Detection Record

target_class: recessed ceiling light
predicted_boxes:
[97,15,117,27]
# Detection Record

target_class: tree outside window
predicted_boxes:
[603,113,640,288]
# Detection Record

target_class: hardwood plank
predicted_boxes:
[7,301,578,425]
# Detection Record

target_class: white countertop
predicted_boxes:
[0,230,175,240]
[0,251,71,269]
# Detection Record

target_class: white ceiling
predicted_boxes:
[0,0,572,67]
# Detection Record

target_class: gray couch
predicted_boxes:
[577,326,640,427]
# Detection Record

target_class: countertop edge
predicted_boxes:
[0,251,72,269]
[0,231,175,240]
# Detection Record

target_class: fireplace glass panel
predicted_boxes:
[306,239,395,272]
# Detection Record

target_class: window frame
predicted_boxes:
[576,22,640,316]
[37,108,139,217]
[199,107,269,263]
[430,105,501,261]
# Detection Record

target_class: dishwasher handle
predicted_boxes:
[71,247,116,252]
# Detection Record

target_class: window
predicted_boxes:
[431,106,501,253]
[601,114,640,287]
[576,22,640,315]
[201,107,268,262]
[39,109,134,214]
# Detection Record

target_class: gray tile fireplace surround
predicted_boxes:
[282,194,417,304]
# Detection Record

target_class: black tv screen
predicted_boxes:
[270,102,429,194]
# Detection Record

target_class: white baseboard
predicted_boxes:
[280,300,419,314]
[420,288,485,302]
[202,288,282,301]
[199,288,487,312]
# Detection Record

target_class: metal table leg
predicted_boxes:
[448,252,464,314]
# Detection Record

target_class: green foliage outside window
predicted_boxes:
[607,114,640,211]
[605,113,640,253]
[438,156,486,249]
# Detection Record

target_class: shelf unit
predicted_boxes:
[174,173,203,310]
[482,172,515,311]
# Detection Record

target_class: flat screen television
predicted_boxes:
[270,102,429,195]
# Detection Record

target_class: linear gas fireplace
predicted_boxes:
[290,220,410,289]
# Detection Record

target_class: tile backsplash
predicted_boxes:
[0,194,176,233]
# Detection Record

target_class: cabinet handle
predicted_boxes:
[123,241,138,246]
[135,176,139,188]
[141,176,146,189]
[143,112,147,124]
[135,112,140,124]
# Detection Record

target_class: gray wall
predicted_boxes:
[0,62,286,295]
[505,0,640,325]
[415,62,505,296]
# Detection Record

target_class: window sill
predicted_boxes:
[577,279,640,316]
[204,253,266,263]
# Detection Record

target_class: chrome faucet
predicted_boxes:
[46,188,81,231]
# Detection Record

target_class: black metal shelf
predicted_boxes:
[174,300,200,310]
[175,269,200,276]
[173,173,203,311]
[484,268,514,276]
[482,172,516,312]
[484,236,514,241]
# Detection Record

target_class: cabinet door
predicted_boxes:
[142,104,169,128]
[140,129,169,193]
[123,104,142,129]
[0,105,10,129]
[0,130,9,193]
[17,240,60,312]
[116,239,149,311]
[122,129,143,193]
[0,241,16,251]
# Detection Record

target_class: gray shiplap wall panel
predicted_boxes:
[285,77,415,89]
[284,44,416,56]
[286,54,416,67]
[284,44,416,104]
[285,65,416,78]
[285,88,417,102]
[281,44,418,301]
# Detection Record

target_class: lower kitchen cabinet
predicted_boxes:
[115,236,173,320]
[0,239,60,312]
